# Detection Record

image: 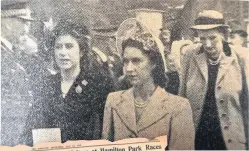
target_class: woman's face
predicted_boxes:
[197,29,224,59]
[54,35,81,70]
[123,46,154,86]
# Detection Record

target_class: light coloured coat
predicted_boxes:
[179,44,249,150]
[102,86,195,150]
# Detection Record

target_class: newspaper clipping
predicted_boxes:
[1,0,249,150]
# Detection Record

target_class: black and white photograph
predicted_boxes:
[1,0,249,150]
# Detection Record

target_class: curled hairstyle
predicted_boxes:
[49,20,90,71]
[122,38,168,88]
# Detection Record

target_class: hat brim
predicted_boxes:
[18,15,35,21]
[191,24,228,30]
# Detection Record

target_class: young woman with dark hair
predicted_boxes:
[23,21,113,145]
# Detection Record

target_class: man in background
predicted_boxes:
[1,0,35,146]
[229,30,248,47]
[159,27,180,95]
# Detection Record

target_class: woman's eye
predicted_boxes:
[123,59,129,65]
[200,37,206,41]
[65,43,73,49]
[209,36,216,40]
[132,58,142,64]
[54,44,62,49]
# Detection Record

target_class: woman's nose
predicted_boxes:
[24,22,31,34]
[227,37,232,44]
[205,40,212,47]
[126,61,135,72]
[58,46,67,56]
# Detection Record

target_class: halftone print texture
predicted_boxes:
[1,0,248,150]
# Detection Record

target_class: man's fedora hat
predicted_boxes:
[1,0,35,21]
[191,10,228,30]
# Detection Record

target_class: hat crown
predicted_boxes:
[198,10,224,20]
[191,10,228,30]
[118,19,158,52]
[116,18,168,72]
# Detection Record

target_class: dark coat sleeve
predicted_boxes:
[86,72,114,139]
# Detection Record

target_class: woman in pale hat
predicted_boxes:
[102,18,195,150]
[179,10,249,150]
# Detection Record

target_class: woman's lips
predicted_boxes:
[127,75,138,80]
[59,58,70,61]
[59,59,71,64]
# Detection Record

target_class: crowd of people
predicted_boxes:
[1,0,248,150]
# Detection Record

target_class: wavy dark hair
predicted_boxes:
[121,38,168,88]
[49,20,91,71]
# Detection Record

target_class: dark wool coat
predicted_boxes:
[22,70,113,146]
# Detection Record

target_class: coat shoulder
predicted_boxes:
[106,90,126,106]
[164,92,191,112]
[182,43,202,57]
[230,45,249,61]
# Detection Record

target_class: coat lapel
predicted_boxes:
[136,87,170,132]
[216,52,236,86]
[194,52,208,85]
[114,88,138,134]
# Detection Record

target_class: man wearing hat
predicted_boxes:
[1,0,35,146]
[179,10,249,150]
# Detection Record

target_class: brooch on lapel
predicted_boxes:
[81,80,88,86]
[75,85,83,94]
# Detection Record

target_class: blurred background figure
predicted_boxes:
[15,34,46,94]
[159,27,171,54]
[17,35,38,55]
[159,26,180,95]
[229,30,248,47]
[1,0,35,146]
[91,25,123,90]
[170,39,193,71]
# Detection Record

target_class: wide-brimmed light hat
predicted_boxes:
[116,18,168,72]
[191,10,228,30]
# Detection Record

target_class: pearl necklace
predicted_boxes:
[134,100,150,108]
[208,54,221,65]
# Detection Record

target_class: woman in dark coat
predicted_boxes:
[23,21,113,145]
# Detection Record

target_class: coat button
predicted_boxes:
[220,99,224,103]
[217,86,222,89]
[221,113,226,117]
[196,107,201,110]
[129,134,135,138]
[224,125,229,130]
[228,139,232,143]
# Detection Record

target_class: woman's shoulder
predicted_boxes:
[107,90,127,99]
[181,43,202,57]
[163,90,191,110]
[230,45,249,61]
[105,89,132,106]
